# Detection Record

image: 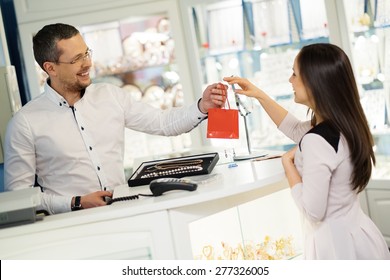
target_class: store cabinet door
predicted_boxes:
[366,188,390,247]
[0,210,175,260]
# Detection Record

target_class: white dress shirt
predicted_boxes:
[4,81,207,214]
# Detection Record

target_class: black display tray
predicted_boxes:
[128,152,219,187]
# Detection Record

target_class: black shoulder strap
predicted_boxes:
[299,122,340,152]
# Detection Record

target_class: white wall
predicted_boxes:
[0,7,12,192]
[0,7,10,66]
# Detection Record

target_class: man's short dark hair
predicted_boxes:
[33,23,79,71]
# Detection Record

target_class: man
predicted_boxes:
[4,23,227,214]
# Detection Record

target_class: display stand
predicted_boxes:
[232,86,267,161]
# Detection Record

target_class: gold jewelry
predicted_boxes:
[197,235,295,260]
[202,245,214,260]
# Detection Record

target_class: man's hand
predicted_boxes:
[77,190,113,209]
[198,82,228,114]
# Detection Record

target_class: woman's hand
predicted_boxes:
[224,76,288,127]
[282,145,297,165]
[223,76,262,98]
[281,146,302,188]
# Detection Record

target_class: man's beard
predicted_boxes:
[65,79,91,92]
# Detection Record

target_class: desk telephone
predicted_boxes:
[107,178,198,205]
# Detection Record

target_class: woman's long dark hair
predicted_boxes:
[297,43,375,193]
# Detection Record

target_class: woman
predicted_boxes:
[224,43,390,260]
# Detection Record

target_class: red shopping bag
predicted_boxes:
[207,98,239,139]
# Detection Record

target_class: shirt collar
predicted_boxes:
[44,79,86,108]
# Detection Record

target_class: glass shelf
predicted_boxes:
[199,36,329,59]
[79,16,180,96]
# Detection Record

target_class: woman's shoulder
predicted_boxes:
[303,122,340,153]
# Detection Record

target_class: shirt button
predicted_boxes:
[81,126,84,130]
[97,166,100,171]
[89,146,92,150]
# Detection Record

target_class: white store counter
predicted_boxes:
[0,155,291,259]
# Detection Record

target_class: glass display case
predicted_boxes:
[180,0,330,154]
[36,16,182,105]
[189,188,303,260]
[340,0,390,156]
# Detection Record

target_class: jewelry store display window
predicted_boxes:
[341,0,390,160]
[180,0,330,154]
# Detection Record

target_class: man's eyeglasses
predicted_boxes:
[56,48,93,65]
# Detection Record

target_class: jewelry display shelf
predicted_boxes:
[128,152,219,187]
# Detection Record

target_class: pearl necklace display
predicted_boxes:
[140,159,204,179]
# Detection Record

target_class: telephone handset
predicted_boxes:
[149,178,198,196]
[107,178,198,205]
